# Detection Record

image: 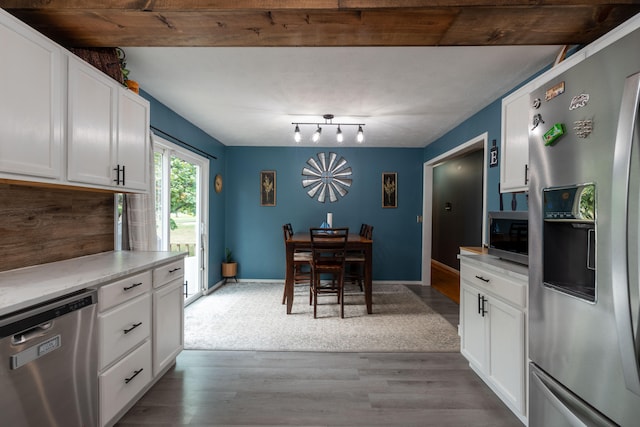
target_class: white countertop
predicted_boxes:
[0,251,186,317]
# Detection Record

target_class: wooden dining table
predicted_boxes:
[284,232,373,315]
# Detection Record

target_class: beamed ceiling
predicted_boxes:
[2,1,640,47]
[3,2,640,148]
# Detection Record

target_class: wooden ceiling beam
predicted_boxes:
[1,2,639,47]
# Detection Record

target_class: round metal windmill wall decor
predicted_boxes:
[302,152,353,203]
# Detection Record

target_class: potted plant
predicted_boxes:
[116,47,139,94]
[221,248,237,282]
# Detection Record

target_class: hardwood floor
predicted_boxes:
[430,260,461,304]
[116,286,521,427]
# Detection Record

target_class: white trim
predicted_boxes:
[152,134,210,304]
[421,132,488,286]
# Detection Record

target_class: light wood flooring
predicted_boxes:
[116,285,522,427]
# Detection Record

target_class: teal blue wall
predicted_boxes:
[225,147,424,280]
[141,90,227,288]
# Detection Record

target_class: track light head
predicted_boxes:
[356,125,365,143]
[294,124,301,143]
[336,125,344,143]
[312,125,322,143]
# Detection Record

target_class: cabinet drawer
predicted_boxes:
[99,271,152,312]
[153,260,184,288]
[99,339,152,427]
[460,263,525,308]
[99,294,151,370]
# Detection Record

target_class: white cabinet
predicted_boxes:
[67,55,117,187]
[459,255,527,424]
[117,88,150,191]
[67,56,150,192]
[152,259,184,376]
[97,273,152,427]
[500,85,533,193]
[0,9,62,181]
[0,8,149,193]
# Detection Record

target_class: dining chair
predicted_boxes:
[309,227,349,318]
[282,223,312,304]
[345,224,373,291]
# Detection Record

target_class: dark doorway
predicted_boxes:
[432,149,484,270]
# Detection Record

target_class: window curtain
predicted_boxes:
[122,132,158,251]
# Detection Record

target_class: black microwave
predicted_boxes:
[488,211,528,265]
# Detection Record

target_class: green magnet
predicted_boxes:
[543,123,565,146]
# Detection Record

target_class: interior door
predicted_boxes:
[154,136,209,305]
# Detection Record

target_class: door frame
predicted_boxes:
[421,132,488,286]
[153,135,210,304]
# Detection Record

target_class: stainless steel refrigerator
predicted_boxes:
[528,23,640,426]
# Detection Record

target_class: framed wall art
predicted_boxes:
[382,172,397,208]
[260,170,276,206]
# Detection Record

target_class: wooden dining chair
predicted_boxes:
[282,223,312,304]
[345,224,373,291]
[309,227,349,318]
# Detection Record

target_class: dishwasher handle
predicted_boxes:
[0,289,97,339]
[12,321,53,345]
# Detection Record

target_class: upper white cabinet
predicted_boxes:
[117,88,150,192]
[67,55,118,187]
[0,10,63,181]
[67,55,150,192]
[0,9,149,193]
[500,84,533,193]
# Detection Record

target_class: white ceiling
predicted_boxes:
[125,45,561,148]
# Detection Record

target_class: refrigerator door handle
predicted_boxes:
[611,70,640,395]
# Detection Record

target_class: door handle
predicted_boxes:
[481,296,488,317]
[475,275,490,283]
[123,282,143,291]
[124,368,144,384]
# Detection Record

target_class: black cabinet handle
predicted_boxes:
[113,165,121,185]
[475,275,490,283]
[524,164,529,185]
[123,322,142,334]
[124,368,143,384]
[123,282,143,291]
[121,165,126,186]
[481,296,488,317]
[169,267,182,273]
[478,293,482,314]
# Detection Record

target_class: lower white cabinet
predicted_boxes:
[99,340,152,426]
[459,255,527,424]
[153,277,184,376]
[97,257,185,427]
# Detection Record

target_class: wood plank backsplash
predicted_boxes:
[0,183,115,272]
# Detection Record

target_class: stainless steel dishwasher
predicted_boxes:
[0,288,98,427]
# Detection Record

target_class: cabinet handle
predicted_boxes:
[124,368,144,384]
[478,293,482,314]
[475,275,490,283]
[123,282,143,291]
[123,322,142,334]
[481,296,488,317]
[524,164,529,185]
[113,165,121,185]
[169,267,182,273]
[121,165,126,186]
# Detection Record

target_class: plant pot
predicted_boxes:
[222,262,237,278]
[126,79,139,94]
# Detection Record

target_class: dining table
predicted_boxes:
[284,232,373,315]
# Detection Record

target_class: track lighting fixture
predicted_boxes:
[292,114,365,144]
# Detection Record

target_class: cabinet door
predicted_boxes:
[67,56,117,187]
[0,11,62,180]
[117,88,150,192]
[153,278,184,376]
[500,87,532,193]
[460,283,487,372]
[487,296,526,414]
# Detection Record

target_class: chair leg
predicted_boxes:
[340,277,345,318]
[313,276,318,319]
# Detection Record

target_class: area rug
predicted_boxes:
[184,282,460,352]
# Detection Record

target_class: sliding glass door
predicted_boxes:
[154,135,209,305]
